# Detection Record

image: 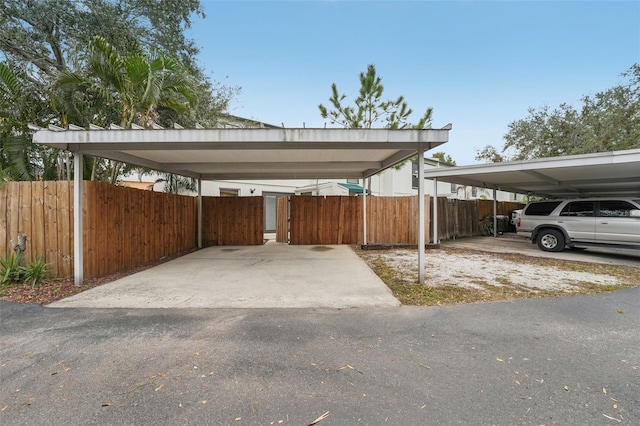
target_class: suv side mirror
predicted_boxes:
[630,209,640,217]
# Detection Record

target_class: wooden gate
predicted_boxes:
[289,196,362,245]
[276,196,289,243]
[201,196,264,245]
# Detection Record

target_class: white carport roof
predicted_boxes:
[33,126,451,286]
[33,127,451,180]
[423,149,640,198]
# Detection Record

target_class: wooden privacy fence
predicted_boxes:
[287,195,431,245]
[2,180,525,279]
[436,198,525,240]
[286,195,523,245]
[83,181,197,279]
[366,196,430,244]
[289,196,362,245]
[1,181,73,278]
[1,182,268,279]
[1,181,198,279]
[201,196,264,245]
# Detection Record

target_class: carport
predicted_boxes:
[33,126,452,286]
[423,149,640,243]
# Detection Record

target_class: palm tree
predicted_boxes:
[53,36,198,183]
[1,62,63,181]
[56,36,197,128]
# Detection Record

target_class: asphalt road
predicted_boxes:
[1,288,639,426]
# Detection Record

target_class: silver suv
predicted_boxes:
[516,198,640,252]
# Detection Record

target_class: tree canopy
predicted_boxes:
[0,0,239,182]
[430,152,456,165]
[476,64,640,163]
[318,64,433,129]
[0,0,204,75]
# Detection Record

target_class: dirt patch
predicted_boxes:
[0,249,196,305]
[356,246,639,306]
[378,248,620,291]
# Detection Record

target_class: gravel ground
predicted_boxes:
[379,248,621,292]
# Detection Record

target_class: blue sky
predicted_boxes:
[187,1,639,165]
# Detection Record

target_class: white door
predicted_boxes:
[264,195,276,232]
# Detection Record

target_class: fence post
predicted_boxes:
[432,181,439,244]
[197,179,202,249]
[363,179,367,245]
[418,144,425,284]
[493,189,498,237]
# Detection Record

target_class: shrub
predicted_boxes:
[22,257,50,290]
[0,252,24,285]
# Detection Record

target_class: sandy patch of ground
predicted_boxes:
[373,248,621,293]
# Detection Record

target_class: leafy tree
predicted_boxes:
[319,64,433,129]
[476,64,640,162]
[0,62,64,181]
[319,64,435,179]
[55,36,197,129]
[0,0,238,182]
[53,36,198,183]
[431,152,456,165]
[474,145,505,164]
[0,0,204,75]
[154,173,197,194]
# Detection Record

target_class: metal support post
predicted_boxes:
[197,179,203,248]
[73,153,83,286]
[418,144,426,284]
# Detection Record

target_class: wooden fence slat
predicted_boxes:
[5,183,20,258]
[276,196,288,243]
[42,182,57,276]
[58,181,72,278]
[0,184,7,255]
[18,182,32,261]
[82,181,92,279]
[30,181,45,265]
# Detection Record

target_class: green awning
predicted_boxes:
[338,182,367,194]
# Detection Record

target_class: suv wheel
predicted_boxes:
[537,229,565,252]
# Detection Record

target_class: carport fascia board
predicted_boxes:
[421,148,640,196]
[33,127,450,150]
[33,127,451,286]
[34,128,449,180]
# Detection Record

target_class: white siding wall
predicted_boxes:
[138,163,524,201]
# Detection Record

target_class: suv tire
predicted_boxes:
[537,229,565,252]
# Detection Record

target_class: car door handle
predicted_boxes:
[600,222,608,225]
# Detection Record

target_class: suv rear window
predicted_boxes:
[598,200,637,217]
[524,201,562,216]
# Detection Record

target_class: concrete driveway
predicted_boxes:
[48,242,400,309]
